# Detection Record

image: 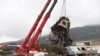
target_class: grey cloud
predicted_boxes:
[0,0,100,40]
[66,0,100,27]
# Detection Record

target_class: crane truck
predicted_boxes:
[16,0,57,55]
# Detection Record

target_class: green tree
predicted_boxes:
[50,45,63,54]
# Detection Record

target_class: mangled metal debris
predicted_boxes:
[51,16,72,47]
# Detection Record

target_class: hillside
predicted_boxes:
[70,25,100,42]
[2,25,100,44]
[38,25,100,44]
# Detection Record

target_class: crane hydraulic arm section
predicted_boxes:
[22,0,51,48]
[29,0,57,49]
[16,0,57,54]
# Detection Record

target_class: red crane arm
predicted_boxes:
[16,0,57,54]
[21,0,51,48]
[28,0,57,49]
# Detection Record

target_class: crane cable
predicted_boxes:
[60,0,66,16]
[60,0,67,47]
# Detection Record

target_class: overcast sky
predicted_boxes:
[0,0,100,43]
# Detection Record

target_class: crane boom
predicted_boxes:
[16,0,57,54]
[28,0,57,49]
[21,0,51,48]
